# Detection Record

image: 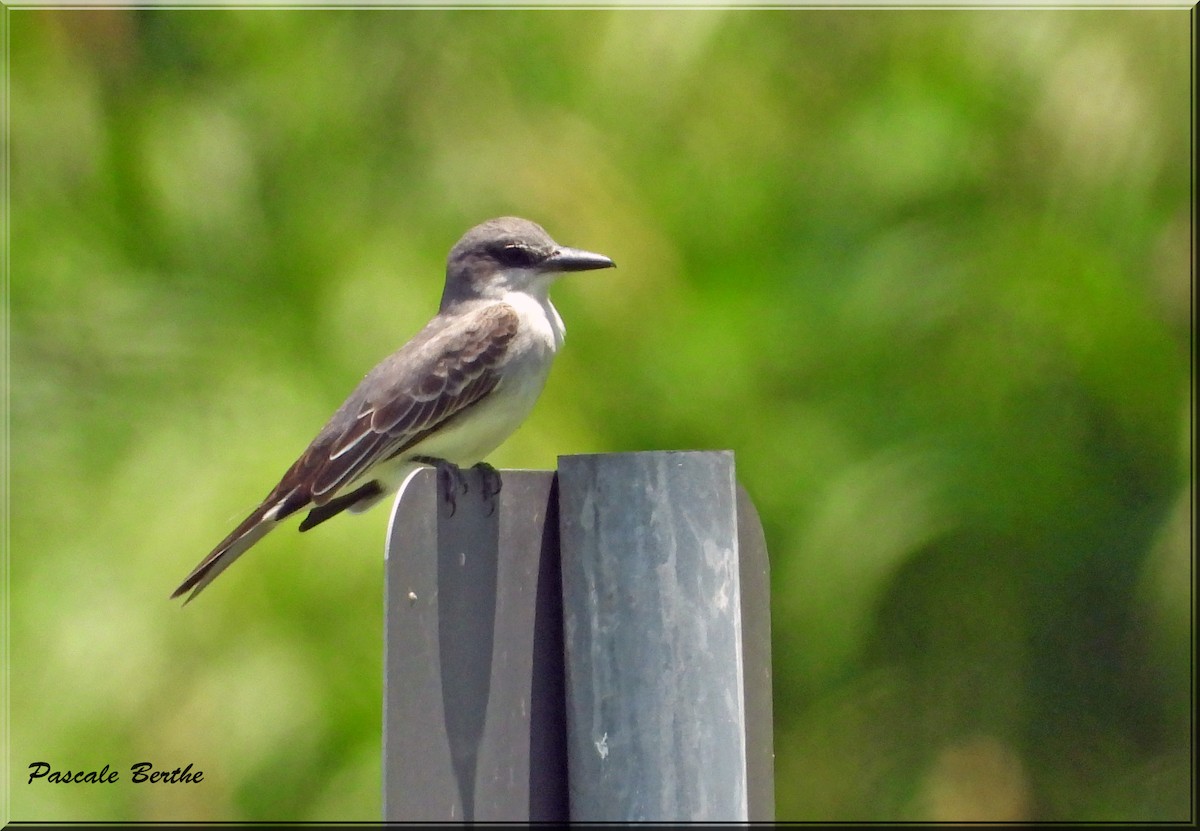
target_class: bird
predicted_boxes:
[172,216,615,603]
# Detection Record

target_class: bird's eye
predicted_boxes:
[494,243,537,268]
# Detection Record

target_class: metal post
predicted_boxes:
[383,468,566,822]
[557,450,768,822]
[383,453,773,822]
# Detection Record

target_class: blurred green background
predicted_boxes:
[3,7,1191,822]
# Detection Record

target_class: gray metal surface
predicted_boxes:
[557,450,752,822]
[383,468,566,822]
[737,482,775,822]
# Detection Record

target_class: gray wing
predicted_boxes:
[275,301,520,515]
[171,302,519,602]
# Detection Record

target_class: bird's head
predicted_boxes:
[441,216,615,308]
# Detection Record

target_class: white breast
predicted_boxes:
[403,291,564,467]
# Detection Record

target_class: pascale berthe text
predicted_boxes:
[27,761,203,784]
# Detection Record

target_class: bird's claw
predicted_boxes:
[416,456,466,517]
[437,464,461,517]
[473,462,502,516]
[416,457,499,517]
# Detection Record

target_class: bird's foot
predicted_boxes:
[472,462,502,516]
[415,456,468,516]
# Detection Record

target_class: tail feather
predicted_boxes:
[172,505,280,604]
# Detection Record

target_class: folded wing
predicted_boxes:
[171,302,520,602]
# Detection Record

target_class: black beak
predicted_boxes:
[542,246,616,273]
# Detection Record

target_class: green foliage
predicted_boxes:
[5,7,1190,822]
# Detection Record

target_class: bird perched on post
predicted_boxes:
[172,217,615,603]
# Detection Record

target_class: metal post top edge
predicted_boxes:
[557,449,735,464]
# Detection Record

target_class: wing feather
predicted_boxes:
[173,294,524,602]
[370,392,418,436]
[312,431,390,497]
[281,302,519,509]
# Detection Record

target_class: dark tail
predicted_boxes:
[171,503,280,604]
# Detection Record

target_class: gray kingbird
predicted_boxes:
[172,216,615,602]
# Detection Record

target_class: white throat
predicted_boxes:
[502,287,565,352]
